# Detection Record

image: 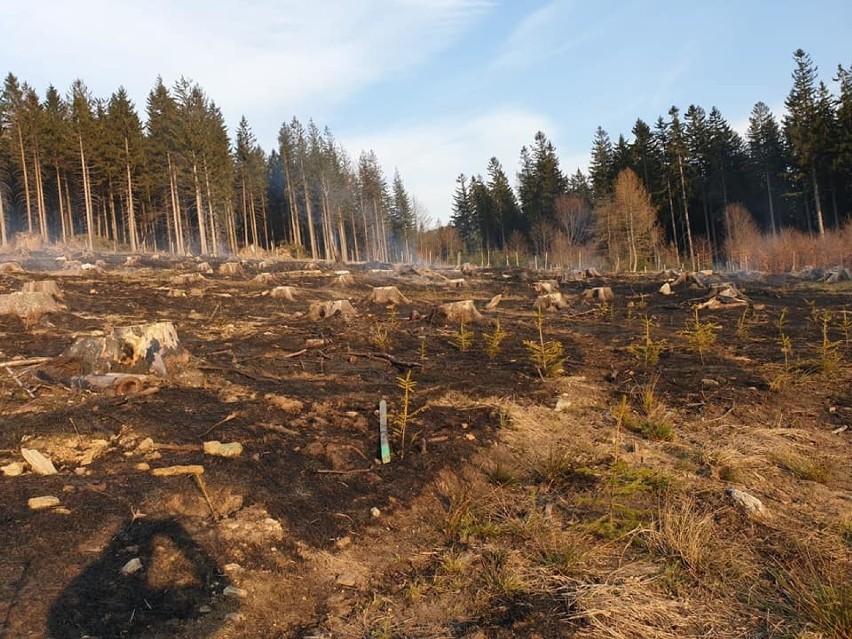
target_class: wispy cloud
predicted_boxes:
[345,107,586,224]
[492,0,606,70]
[0,0,491,140]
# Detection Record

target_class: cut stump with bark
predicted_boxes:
[307,300,357,321]
[333,272,355,287]
[270,286,297,300]
[533,280,560,295]
[219,262,244,277]
[534,293,570,312]
[366,286,410,305]
[434,300,483,324]
[582,287,614,302]
[58,321,180,376]
[0,292,64,319]
[21,280,63,298]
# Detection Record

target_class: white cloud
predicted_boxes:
[344,107,587,225]
[0,0,491,141]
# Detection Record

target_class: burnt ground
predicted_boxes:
[0,253,849,639]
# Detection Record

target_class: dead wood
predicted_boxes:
[533,280,559,295]
[534,292,570,312]
[270,285,297,300]
[21,280,62,298]
[485,294,502,309]
[582,287,614,302]
[58,321,179,376]
[151,465,204,477]
[307,299,357,321]
[433,299,483,324]
[0,292,64,319]
[366,286,410,305]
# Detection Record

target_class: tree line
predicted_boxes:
[0,74,420,261]
[448,49,852,269]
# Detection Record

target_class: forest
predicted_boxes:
[0,75,419,262]
[450,49,852,270]
[0,49,850,270]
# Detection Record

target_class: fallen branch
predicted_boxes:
[198,363,283,382]
[315,467,378,475]
[347,351,422,369]
[0,357,52,369]
[4,366,35,398]
[198,411,239,438]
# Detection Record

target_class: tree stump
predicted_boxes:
[585,267,603,278]
[171,273,206,286]
[582,287,614,302]
[196,261,213,274]
[21,280,62,298]
[59,321,180,375]
[0,292,64,320]
[270,286,297,300]
[219,262,244,276]
[366,286,410,305]
[333,272,355,287]
[434,300,483,323]
[533,280,559,294]
[307,300,357,321]
[0,262,24,274]
[253,272,276,286]
[534,293,570,312]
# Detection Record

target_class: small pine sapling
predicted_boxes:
[682,308,716,364]
[628,315,666,368]
[449,317,475,352]
[523,310,565,379]
[482,320,507,359]
[393,370,428,459]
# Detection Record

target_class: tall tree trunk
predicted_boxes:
[124,138,138,252]
[63,175,74,241]
[765,168,777,235]
[79,133,94,251]
[191,156,208,255]
[168,154,184,255]
[281,158,301,248]
[16,126,33,234]
[300,157,318,259]
[665,179,678,255]
[203,160,218,257]
[56,166,67,244]
[811,162,825,236]
[677,155,695,268]
[108,183,119,251]
[337,211,348,263]
[34,150,48,240]
[0,184,6,246]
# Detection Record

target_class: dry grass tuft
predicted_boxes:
[645,495,716,577]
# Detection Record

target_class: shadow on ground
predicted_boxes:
[47,518,227,639]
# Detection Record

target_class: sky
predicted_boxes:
[1,0,850,224]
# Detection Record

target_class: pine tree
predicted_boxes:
[784,49,827,235]
[589,126,614,202]
[747,102,786,234]
[486,157,519,248]
[450,173,477,254]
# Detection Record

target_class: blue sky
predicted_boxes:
[1,0,850,223]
